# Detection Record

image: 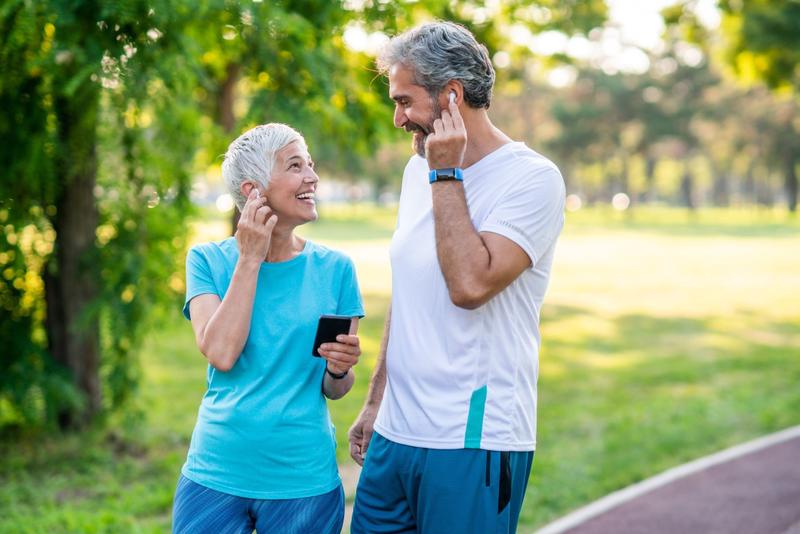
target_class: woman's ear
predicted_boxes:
[240,181,258,199]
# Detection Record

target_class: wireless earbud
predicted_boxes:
[449,91,456,104]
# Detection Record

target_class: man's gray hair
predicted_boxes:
[221,123,307,210]
[377,21,495,109]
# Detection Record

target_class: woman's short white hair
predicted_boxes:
[221,123,307,210]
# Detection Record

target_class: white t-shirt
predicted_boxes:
[373,142,565,451]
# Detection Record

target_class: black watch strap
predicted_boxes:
[326,367,348,379]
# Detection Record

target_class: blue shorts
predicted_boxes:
[351,433,534,534]
[172,475,344,534]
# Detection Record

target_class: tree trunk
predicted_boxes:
[756,167,775,207]
[622,156,633,202]
[45,78,101,428]
[743,160,756,204]
[644,156,657,203]
[712,172,730,207]
[710,159,730,207]
[786,155,798,213]
[681,169,695,210]
[619,156,634,217]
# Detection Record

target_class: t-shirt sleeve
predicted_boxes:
[337,257,365,318]
[479,166,566,267]
[183,246,220,320]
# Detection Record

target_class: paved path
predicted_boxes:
[340,460,361,533]
[536,426,800,534]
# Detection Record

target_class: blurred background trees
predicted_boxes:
[665,0,799,211]
[0,0,797,435]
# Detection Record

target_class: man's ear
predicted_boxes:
[442,81,463,106]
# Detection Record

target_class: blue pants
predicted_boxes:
[351,433,534,533]
[172,475,344,534]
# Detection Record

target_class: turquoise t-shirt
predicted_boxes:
[181,237,364,499]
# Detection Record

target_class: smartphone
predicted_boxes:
[312,315,352,357]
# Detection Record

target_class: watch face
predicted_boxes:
[429,168,463,183]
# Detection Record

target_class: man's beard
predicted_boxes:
[411,129,427,158]
[407,99,441,158]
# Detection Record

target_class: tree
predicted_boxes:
[665,0,799,211]
[0,0,201,428]
[716,0,800,91]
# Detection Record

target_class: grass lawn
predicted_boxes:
[1,205,798,532]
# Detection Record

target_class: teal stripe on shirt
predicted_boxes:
[464,385,488,448]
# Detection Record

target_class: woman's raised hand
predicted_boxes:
[235,189,278,263]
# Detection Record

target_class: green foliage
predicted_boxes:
[666,0,800,91]
[177,0,396,176]
[0,0,195,428]
[0,2,68,427]
[662,1,800,210]
[718,0,800,91]
[542,50,718,205]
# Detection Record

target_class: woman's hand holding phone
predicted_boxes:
[318,331,361,375]
[236,188,277,263]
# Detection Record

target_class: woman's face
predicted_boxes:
[261,141,319,228]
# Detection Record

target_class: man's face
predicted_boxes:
[388,65,441,158]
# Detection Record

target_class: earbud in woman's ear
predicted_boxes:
[449,91,456,104]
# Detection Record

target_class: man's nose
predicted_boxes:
[394,106,407,129]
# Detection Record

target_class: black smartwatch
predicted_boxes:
[326,367,348,379]
[428,167,464,183]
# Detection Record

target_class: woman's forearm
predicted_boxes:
[198,258,261,371]
[322,369,355,400]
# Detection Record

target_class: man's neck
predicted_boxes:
[460,109,514,169]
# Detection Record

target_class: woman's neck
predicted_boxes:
[265,226,304,263]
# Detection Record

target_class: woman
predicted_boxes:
[173,123,363,533]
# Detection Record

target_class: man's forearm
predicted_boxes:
[431,182,491,308]
[364,307,391,408]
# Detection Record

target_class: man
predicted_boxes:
[349,22,565,533]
